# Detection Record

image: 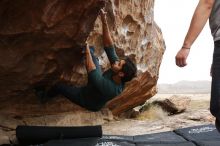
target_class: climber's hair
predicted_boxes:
[121,57,137,83]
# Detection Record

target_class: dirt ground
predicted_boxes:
[102,93,215,135]
[0,94,215,145]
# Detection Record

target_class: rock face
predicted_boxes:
[0,0,105,115]
[90,1,165,115]
[0,0,105,113]
[0,0,165,116]
[0,0,165,144]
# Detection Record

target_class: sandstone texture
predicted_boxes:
[0,0,105,115]
[0,0,165,144]
[85,0,165,114]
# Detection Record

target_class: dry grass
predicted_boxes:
[136,94,210,121]
[137,104,168,120]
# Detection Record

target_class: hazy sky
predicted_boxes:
[154,0,214,84]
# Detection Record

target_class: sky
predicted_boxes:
[154,0,214,84]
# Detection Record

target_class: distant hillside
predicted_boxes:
[158,80,211,94]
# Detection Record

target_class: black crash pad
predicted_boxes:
[16,125,102,145]
[97,140,135,146]
[17,124,220,146]
[134,131,186,143]
[44,138,135,146]
[136,142,196,146]
[196,141,220,146]
[43,139,195,146]
[174,124,220,146]
[44,138,99,146]
[101,135,134,142]
[43,131,190,146]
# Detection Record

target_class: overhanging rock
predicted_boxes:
[0,0,165,124]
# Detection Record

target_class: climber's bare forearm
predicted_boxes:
[101,9,114,47]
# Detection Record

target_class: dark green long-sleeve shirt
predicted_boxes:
[81,46,124,110]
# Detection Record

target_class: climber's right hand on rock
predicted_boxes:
[100,9,107,22]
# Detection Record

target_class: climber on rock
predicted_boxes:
[35,9,137,111]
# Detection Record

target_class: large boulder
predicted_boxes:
[0,0,165,144]
[0,0,165,116]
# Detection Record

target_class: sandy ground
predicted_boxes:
[151,93,211,101]
[102,93,215,136]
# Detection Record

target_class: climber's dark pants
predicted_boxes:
[210,40,220,132]
[47,49,102,111]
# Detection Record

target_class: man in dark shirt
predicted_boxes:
[175,0,220,132]
[37,9,137,111]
